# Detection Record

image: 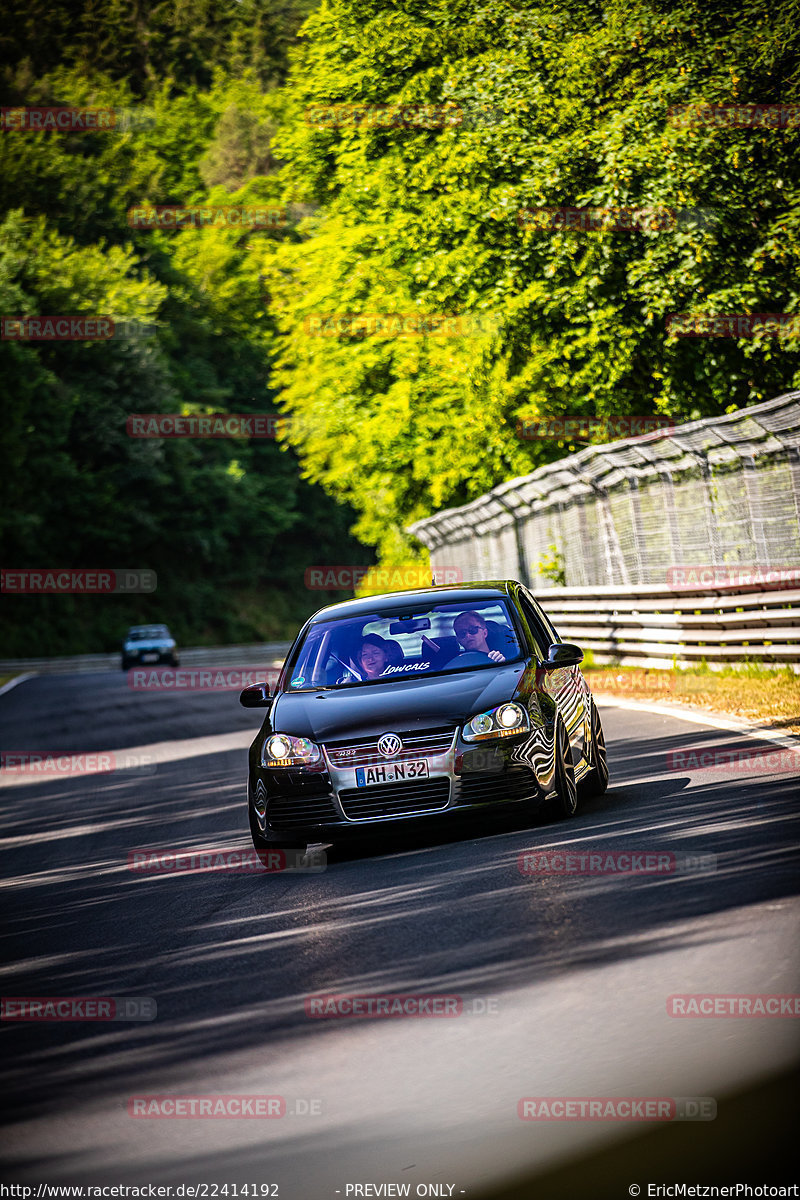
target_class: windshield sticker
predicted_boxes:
[379,662,431,676]
[291,676,305,686]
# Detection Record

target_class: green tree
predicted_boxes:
[266,0,800,559]
[0,49,370,654]
[1,0,317,99]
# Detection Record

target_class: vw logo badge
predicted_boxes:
[377,733,402,757]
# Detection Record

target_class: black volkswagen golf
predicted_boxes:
[240,581,608,853]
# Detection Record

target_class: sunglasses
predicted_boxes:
[456,624,483,637]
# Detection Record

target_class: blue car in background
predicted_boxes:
[121,624,179,671]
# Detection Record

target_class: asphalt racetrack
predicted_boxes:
[1,671,798,1195]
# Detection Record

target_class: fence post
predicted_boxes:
[493,493,531,587]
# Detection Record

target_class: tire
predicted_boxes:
[550,716,578,819]
[579,698,609,799]
[121,657,131,671]
[248,800,307,861]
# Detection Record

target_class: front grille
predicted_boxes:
[457,767,539,806]
[267,792,339,830]
[338,777,451,821]
[325,727,455,767]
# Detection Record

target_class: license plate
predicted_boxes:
[141,652,159,662]
[355,760,429,787]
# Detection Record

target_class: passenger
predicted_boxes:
[358,634,390,679]
[453,611,506,663]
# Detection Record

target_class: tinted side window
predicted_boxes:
[526,592,560,646]
[517,594,550,659]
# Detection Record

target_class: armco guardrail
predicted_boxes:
[3,601,796,676]
[535,581,800,669]
[0,642,292,677]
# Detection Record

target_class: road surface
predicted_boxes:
[1,672,798,1194]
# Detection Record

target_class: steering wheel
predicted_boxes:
[443,650,492,669]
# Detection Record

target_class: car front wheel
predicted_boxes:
[549,716,578,818]
[248,801,307,863]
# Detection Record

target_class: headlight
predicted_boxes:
[262,734,321,767]
[462,702,529,742]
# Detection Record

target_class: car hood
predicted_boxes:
[125,638,174,650]
[268,662,528,743]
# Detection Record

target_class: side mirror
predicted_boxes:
[543,642,583,669]
[240,682,272,708]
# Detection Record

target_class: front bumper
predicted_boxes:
[250,727,551,842]
[123,648,177,664]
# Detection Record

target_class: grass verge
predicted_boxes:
[583,662,800,737]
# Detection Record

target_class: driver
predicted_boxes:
[453,611,506,663]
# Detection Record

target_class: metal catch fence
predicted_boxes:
[409,392,800,591]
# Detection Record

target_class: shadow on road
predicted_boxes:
[1,713,798,1142]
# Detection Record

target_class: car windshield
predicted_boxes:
[128,627,169,640]
[286,598,522,689]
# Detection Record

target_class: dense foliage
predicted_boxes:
[1,2,367,655]
[3,0,799,653]
[266,0,800,558]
